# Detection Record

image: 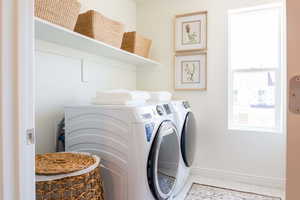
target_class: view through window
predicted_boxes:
[228,4,284,132]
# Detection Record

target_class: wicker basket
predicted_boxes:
[121,32,152,58]
[35,0,81,30]
[75,10,125,48]
[36,153,104,200]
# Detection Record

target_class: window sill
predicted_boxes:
[228,126,283,134]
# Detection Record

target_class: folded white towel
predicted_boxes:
[91,98,146,106]
[148,91,172,102]
[96,89,150,102]
[94,89,150,105]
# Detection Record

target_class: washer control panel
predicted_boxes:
[141,113,152,120]
[156,105,165,116]
[145,123,155,142]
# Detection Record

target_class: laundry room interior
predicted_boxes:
[34,0,286,199]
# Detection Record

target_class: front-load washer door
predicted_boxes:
[181,112,196,167]
[147,121,180,200]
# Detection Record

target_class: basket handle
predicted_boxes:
[52,159,67,164]
[44,157,67,164]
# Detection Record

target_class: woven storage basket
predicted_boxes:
[121,32,152,58]
[75,10,125,48]
[35,0,81,30]
[36,152,104,200]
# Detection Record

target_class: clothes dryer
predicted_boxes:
[170,100,197,197]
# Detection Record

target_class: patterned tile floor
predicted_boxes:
[174,177,284,200]
[185,183,281,200]
[158,172,175,194]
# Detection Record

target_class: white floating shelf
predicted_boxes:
[35,18,160,67]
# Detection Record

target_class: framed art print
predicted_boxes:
[174,11,207,52]
[174,52,207,90]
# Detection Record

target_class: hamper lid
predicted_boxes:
[36,152,96,175]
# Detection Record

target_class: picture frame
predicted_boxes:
[174,11,207,52]
[174,52,207,90]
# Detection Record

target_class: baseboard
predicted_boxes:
[191,167,285,189]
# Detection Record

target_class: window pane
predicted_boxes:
[232,71,277,129]
[229,7,281,70]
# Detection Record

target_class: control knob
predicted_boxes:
[156,105,164,116]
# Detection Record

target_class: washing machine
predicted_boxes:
[171,100,197,197]
[64,104,182,200]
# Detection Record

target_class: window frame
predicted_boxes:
[227,3,284,133]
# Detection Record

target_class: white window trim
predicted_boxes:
[227,3,284,133]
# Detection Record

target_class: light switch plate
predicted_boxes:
[289,75,300,114]
[81,59,89,83]
[26,128,35,145]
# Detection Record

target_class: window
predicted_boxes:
[228,4,284,132]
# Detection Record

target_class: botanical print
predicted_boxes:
[181,60,201,84]
[185,184,281,200]
[175,11,207,52]
[174,53,206,90]
[182,20,201,45]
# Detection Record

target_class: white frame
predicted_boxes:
[0,0,35,199]
[227,3,284,133]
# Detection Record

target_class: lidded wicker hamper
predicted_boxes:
[35,0,81,30]
[75,10,125,48]
[121,32,152,58]
[35,152,104,200]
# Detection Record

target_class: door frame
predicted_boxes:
[286,0,300,199]
[0,0,298,199]
[0,0,35,199]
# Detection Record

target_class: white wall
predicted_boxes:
[137,0,286,188]
[35,0,137,154]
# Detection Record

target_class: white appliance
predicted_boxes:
[171,100,196,197]
[65,104,182,200]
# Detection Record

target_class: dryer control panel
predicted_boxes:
[163,104,172,114]
[182,101,191,109]
[135,105,159,122]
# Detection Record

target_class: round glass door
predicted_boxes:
[147,121,180,200]
[181,112,196,167]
